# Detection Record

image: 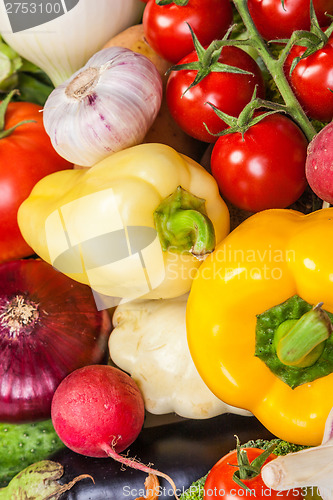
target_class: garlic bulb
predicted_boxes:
[0,0,144,86]
[43,47,163,166]
[261,407,333,500]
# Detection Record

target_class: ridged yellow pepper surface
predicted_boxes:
[18,143,229,306]
[187,208,333,446]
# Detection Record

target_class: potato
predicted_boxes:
[103,24,170,83]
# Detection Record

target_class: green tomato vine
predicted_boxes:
[224,0,322,141]
[168,0,330,142]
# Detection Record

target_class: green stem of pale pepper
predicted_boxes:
[165,209,215,257]
[154,186,216,258]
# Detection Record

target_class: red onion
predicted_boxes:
[0,259,111,423]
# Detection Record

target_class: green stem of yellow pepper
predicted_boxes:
[255,295,333,389]
[154,186,216,257]
[275,304,332,368]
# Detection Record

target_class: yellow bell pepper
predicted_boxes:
[18,143,229,307]
[186,207,333,446]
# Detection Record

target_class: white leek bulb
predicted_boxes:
[261,407,333,500]
[42,46,163,166]
[0,0,144,86]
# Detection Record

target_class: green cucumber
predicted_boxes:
[0,419,65,487]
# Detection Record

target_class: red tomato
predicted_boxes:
[204,448,303,500]
[210,113,308,212]
[0,101,72,263]
[166,46,265,143]
[247,0,333,41]
[142,0,233,63]
[284,35,333,122]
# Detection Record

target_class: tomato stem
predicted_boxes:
[155,0,189,5]
[232,436,277,491]
[205,88,290,138]
[0,89,36,139]
[231,0,317,141]
[167,24,254,96]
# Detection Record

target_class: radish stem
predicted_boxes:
[101,443,180,500]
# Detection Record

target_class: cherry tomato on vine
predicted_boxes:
[247,0,333,41]
[142,0,233,64]
[0,98,72,264]
[166,47,265,143]
[204,447,303,500]
[210,113,308,212]
[284,35,333,122]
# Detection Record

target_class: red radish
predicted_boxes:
[305,122,333,205]
[51,364,179,497]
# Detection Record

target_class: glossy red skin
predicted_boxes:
[51,365,145,458]
[306,122,333,204]
[248,0,333,41]
[284,35,333,122]
[204,448,303,500]
[0,101,72,263]
[210,113,308,212]
[142,0,233,63]
[166,47,265,143]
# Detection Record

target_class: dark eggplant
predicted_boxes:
[53,413,274,499]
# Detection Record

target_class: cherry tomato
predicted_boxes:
[247,0,333,41]
[0,100,72,263]
[210,113,308,212]
[166,47,265,143]
[284,35,333,122]
[142,0,233,63]
[204,447,303,500]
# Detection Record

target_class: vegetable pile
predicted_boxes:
[1,0,333,497]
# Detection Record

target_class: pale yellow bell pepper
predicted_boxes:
[18,143,229,307]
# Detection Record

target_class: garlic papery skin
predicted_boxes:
[261,407,333,500]
[0,0,144,87]
[43,47,163,166]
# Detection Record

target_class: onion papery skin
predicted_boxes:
[0,0,144,87]
[43,47,163,166]
[0,259,111,423]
